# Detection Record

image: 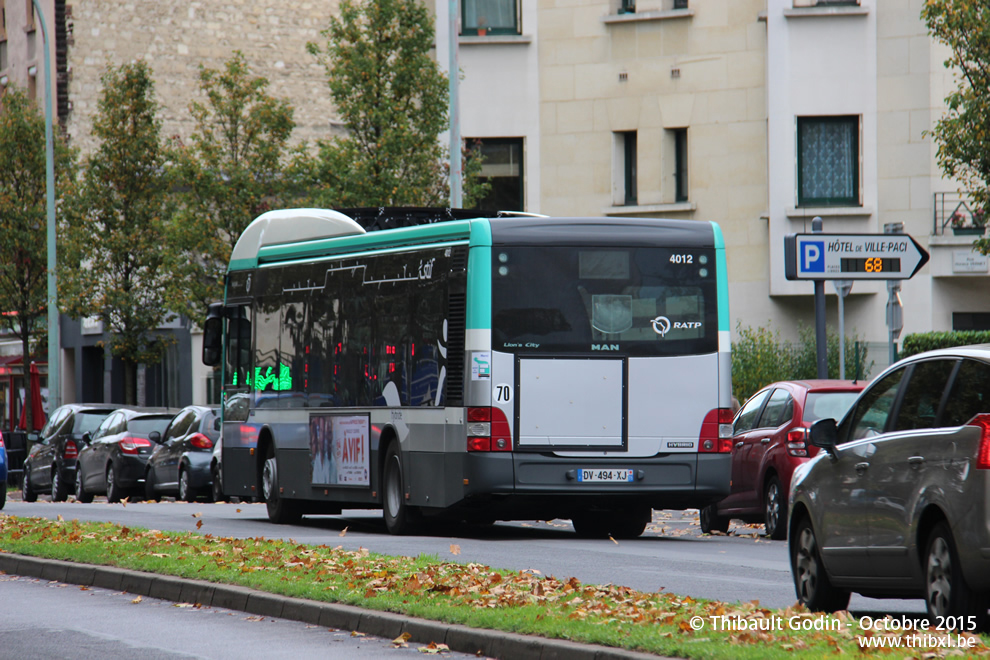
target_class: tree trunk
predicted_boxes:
[124,360,137,405]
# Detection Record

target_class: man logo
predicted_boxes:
[651,316,671,337]
[592,344,620,351]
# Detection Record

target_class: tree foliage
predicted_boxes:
[169,51,297,325]
[0,85,77,429]
[304,0,488,207]
[59,61,176,404]
[922,0,990,254]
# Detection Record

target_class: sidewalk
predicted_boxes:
[0,552,668,660]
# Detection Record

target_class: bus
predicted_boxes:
[202,207,734,537]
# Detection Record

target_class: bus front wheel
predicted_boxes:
[383,444,417,535]
[262,444,301,525]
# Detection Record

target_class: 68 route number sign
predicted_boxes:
[784,233,930,281]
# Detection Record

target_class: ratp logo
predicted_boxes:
[802,241,825,273]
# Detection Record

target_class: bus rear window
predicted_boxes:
[492,247,717,356]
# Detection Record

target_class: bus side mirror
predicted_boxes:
[809,418,838,456]
[202,304,223,367]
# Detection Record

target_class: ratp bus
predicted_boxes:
[202,208,734,537]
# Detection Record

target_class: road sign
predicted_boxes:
[784,233,929,280]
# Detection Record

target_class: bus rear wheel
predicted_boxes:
[262,444,301,524]
[383,444,417,535]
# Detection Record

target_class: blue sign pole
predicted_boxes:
[812,217,827,378]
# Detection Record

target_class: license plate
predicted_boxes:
[576,468,633,483]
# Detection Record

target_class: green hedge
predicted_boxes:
[899,331,990,358]
[731,322,873,403]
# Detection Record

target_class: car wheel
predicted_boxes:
[791,516,850,612]
[144,468,160,502]
[764,476,787,540]
[106,464,122,503]
[382,443,417,535]
[211,463,225,503]
[22,464,38,503]
[178,469,195,503]
[262,444,301,524]
[925,521,989,630]
[75,468,93,503]
[699,504,729,534]
[51,464,69,502]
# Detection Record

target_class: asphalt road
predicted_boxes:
[1,497,926,617]
[0,572,480,660]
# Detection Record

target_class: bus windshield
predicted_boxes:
[491,246,718,356]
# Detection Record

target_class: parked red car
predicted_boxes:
[700,380,865,539]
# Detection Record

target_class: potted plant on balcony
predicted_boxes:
[951,210,986,235]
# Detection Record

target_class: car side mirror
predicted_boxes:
[809,418,838,455]
[149,431,162,444]
[81,432,92,444]
[27,431,40,443]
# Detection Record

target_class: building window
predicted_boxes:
[797,115,859,207]
[673,128,688,202]
[953,313,990,332]
[472,138,524,212]
[24,0,34,32]
[462,0,519,36]
[615,131,637,206]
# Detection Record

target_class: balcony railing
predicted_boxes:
[933,192,987,236]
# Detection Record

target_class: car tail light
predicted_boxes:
[189,433,213,450]
[467,407,512,452]
[968,414,990,469]
[786,428,809,457]
[0,431,5,449]
[699,408,735,453]
[119,436,152,455]
[64,440,78,460]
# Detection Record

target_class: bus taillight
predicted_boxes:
[467,407,512,452]
[698,408,734,453]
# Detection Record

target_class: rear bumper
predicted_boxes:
[114,456,151,488]
[459,452,731,518]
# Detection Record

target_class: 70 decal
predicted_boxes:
[494,383,513,403]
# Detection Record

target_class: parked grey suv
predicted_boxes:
[789,345,990,630]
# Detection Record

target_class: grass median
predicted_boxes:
[1,513,988,659]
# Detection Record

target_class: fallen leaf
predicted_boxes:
[350,631,366,637]
[131,596,142,604]
[450,544,461,556]
[339,527,348,537]
[57,515,64,522]
[196,520,204,530]
[236,509,242,513]
[392,632,412,647]
[609,536,618,545]
[192,512,202,518]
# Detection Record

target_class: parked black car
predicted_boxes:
[22,404,121,502]
[145,406,220,502]
[75,407,179,503]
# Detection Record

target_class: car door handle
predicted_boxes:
[760,438,771,444]
[908,456,925,467]
[735,441,744,448]
[855,462,870,473]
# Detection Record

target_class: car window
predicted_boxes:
[757,388,792,428]
[92,412,119,440]
[941,358,990,426]
[74,411,115,435]
[846,367,906,441]
[128,415,174,438]
[41,408,70,439]
[804,391,860,423]
[166,410,196,440]
[891,360,956,432]
[734,389,770,434]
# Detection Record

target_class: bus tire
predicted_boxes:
[262,444,301,525]
[700,504,730,534]
[383,443,417,535]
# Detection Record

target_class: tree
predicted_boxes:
[923,1,990,254]
[59,61,176,404]
[304,0,488,207]
[0,86,77,431]
[169,51,297,325]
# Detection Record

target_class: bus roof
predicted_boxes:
[228,209,722,271]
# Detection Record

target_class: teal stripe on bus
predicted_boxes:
[466,219,493,330]
[238,219,476,270]
[711,221,729,333]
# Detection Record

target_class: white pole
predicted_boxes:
[448,0,462,207]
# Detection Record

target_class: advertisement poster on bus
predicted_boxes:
[309,414,370,486]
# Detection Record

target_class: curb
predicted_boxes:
[0,553,666,660]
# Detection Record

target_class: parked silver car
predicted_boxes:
[789,345,990,630]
